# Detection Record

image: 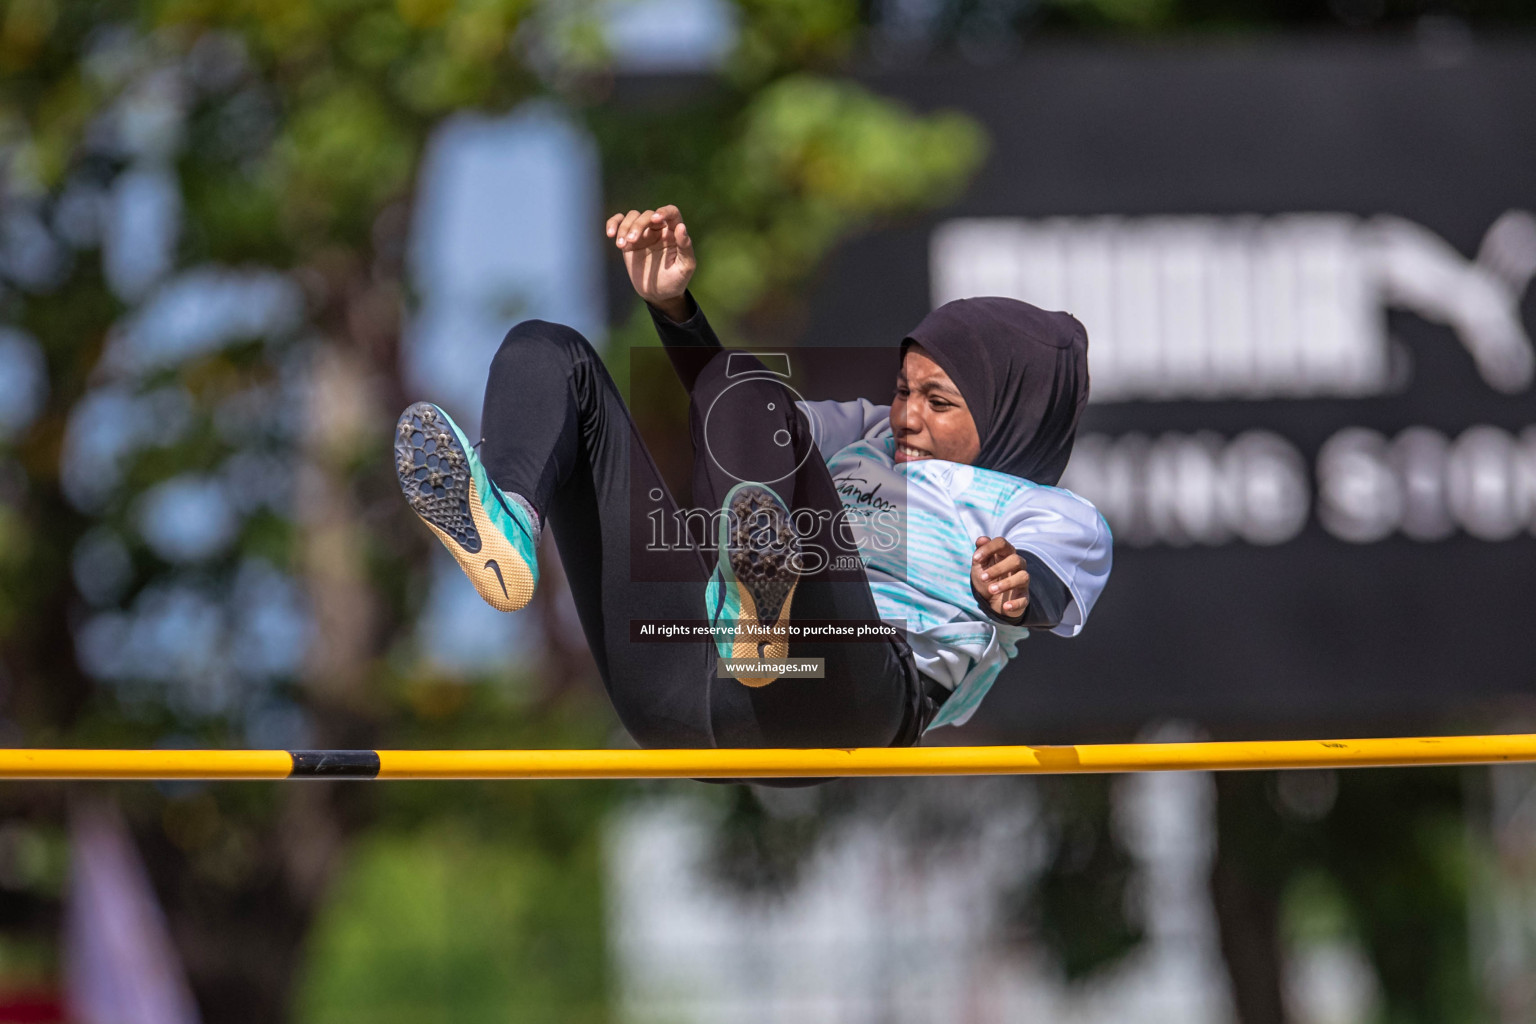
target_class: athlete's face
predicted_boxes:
[891,343,981,465]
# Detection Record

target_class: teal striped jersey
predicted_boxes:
[796,398,1112,730]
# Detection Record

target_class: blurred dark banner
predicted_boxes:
[792,40,1536,741]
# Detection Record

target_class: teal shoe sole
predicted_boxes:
[714,482,803,685]
[395,402,538,612]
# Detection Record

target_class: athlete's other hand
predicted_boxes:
[971,536,1029,622]
[606,205,695,320]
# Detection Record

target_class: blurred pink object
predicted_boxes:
[63,799,201,1024]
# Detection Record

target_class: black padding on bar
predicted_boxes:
[288,750,381,778]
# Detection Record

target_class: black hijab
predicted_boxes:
[899,297,1090,486]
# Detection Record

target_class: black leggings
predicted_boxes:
[476,317,918,751]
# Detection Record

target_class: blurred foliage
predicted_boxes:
[293,663,620,1024]
[0,0,991,1017]
[296,823,609,1024]
[1014,775,1144,980]
[0,0,1526,1019]
[698,773,1146,983]
[1216,767,1484,1024]
[705,782,831,895]
[0,815,66,997]
[1321,769,1482,1024]
[595,72,986,328]
[295,687,618,1024]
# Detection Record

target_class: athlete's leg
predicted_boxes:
[475,321,919,753]
[478,319,717,748]
[686,350,913,748]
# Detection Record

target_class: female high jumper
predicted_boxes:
[394,204,1110,752]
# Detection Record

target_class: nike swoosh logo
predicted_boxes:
[484,559,510,599]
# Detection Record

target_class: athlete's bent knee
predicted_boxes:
[496,318,598,361]
[490,319,599,382]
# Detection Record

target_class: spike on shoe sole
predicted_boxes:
[722,484,803,687]
[395,402,536,613]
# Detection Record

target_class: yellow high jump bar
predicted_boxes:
[1,734,1535,780]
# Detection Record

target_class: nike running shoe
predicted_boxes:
[707,482,804,687]
[394,401,539,612]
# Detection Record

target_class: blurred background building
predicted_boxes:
[0,0,1532,1021]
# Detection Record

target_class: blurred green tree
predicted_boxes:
[4,0,1523,1019]
[0,0,988,1018]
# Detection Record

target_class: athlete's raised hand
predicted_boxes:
[606,205,695,320]
[971,536,1030,622]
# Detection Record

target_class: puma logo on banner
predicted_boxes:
[930,211,1536,547]
[932,210,1536,401]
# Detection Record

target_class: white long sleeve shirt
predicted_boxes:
[795,398,1112,729]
